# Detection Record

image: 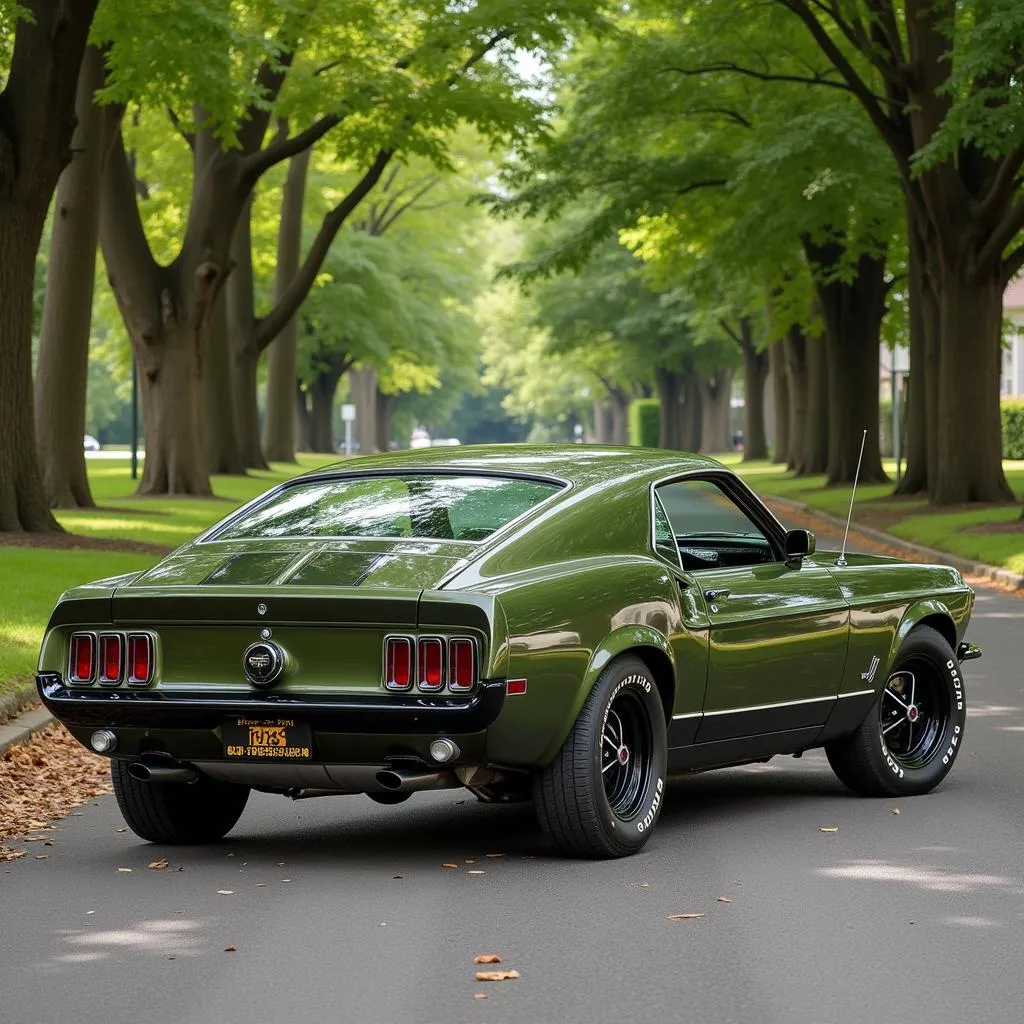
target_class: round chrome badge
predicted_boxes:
[242,641,284,688]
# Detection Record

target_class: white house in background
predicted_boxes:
[1003,277,1024,397]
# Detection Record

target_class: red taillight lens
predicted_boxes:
[417,638,443,691]
[98,634,123,685]
[69,633,94,683]
[448,638,476,692]
[384,637,412,690]
[127,634,153,685]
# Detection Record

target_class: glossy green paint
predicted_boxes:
[37,446,979,779]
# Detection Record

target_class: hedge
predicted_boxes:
[881,398,1024,459]
[1003,400,1024,459]
[628,398,660,447]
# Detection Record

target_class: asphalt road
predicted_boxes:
[3,541,1023,1023]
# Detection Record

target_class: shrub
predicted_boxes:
[1002,400,1024,459]
[628,398,660,448]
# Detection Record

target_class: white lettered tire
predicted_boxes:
[534,655,668,858]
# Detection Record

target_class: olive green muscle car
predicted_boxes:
[37,446,980,858]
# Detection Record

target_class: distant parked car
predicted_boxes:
[83,435,100,451]
[409,428,431,449]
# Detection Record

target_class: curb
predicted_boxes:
[769,494,1024,591]
[0,706,53,758]
[0,683,42,724]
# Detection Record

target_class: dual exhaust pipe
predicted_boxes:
[127,756,198,785]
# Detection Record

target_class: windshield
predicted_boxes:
[209,474,564,543]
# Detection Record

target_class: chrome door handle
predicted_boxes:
[704,588,730,601]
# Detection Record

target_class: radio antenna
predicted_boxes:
[836,428,867,568]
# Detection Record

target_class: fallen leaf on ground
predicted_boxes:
[442,863,459,869]
[0,723,113,862]
[465,858,476,864]
[217,890,234,895]
[638,882,650,888]
[473,993,488,1001]
[117,867,132,873]
[255,883,268,888]
[891,808,901,815]
[392,875,403,879]
[34,854,48,859]
[666,913,704,921]
[476,970,520,982]
[717,897,732,903]
[116,828,126,833]
[485,853,504,858]
[148,859,169,870]
[474,954,502,965]
[819,826,839,833]
[468,870,485,875]
[224,946,236,953]
[280,879,291,883]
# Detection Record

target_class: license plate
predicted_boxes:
[222,718,312,761]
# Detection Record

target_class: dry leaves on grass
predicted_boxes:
[476,970,519,982]
[0,722,112,861]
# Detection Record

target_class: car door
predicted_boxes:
[655,475,848,742]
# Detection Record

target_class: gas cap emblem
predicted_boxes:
[242,640,284,688]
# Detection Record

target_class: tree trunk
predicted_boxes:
[222,195,266,470]
[308,369,344,453]
[932,268,1012,503]
[610,390,628,445]
[592,398,610,443]
[679,366,703,452]
[769,342,790,465]
[0,0,97,531]
[699,368,732,453]
[810,246,889,485]
[263,148,312,463]
[376,387,396,451]
[34,45,107,510]
[204,289,246,475]
[654,368,682,449]
[349,367,379,453]
[804,331,829,475]
[738,317,769,460]
[783,325,808,474]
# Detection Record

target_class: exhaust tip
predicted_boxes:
[376,770,403,791]
[127,762,152,782]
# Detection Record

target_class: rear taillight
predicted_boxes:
[69,633,95,684]
[98,633,123,685]
[384,636,412,690]
[448,638,476,692]
[417,638,444,691]
[127,633,153,686]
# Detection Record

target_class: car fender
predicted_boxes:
[582,624,674,707]
[888,598,957,672]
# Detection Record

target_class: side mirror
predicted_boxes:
[784,529,816,561]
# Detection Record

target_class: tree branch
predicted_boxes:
[1002,241,1024,286]
[978,152,1024,226]
[659,62,860,96]
[240,111,342,187]
[718,318,743,345]
[978,196,1024,276]
[255,149,396,352]
[237,47,297,154]
[166,106,195,151]
[374,176,440,235]
[775,0,911,168]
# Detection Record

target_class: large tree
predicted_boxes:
[0,0,98,531]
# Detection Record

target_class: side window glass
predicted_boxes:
[655,478,775,571]
[652,494,681,566]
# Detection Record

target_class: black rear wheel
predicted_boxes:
[111,760,250,844]
[534,656,668,858]
[826,625,966,797]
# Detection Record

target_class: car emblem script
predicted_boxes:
[242,640,284,688]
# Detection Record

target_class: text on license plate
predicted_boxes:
[222,718,312,760]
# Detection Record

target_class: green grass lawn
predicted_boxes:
[722,454,1024,575]
[0,455,337,696]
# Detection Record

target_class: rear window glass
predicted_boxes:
[210,475,563,542]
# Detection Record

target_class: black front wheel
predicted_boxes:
[534,656,668,858]
[111,760,250,844]
[826,625,966,797]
